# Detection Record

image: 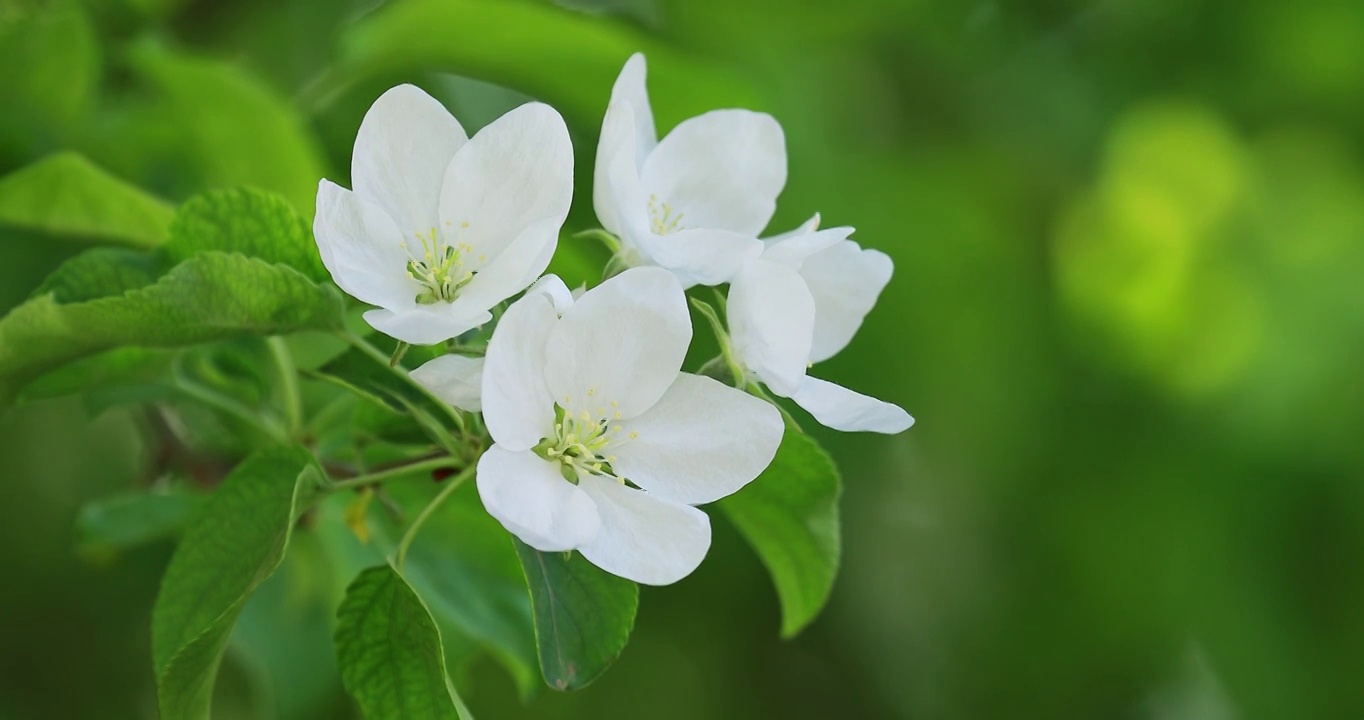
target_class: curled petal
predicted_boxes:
[788,376,913,434]
[410,354,484,412]
[800,241,893,363]
[729,259,815,395]
[482,288,559,450]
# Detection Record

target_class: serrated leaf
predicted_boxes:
[0,251,343,404]
[719,430,842,638]
[325,0,763,128]
[334,565,473,720]
[75,489,204,560]
[30,247,169,303]
[130,44,327,215]
[0,153,174,249]
[165,187,328,282]
[513,539,638,691]
[152,445,321,720]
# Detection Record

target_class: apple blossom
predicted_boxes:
[314,84,573,345]
[728,215,914,434]
[593,53,787,288]
[478,267,784,585]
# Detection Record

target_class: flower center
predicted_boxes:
[402,226,479,304]
[537,394,638,481]
[646,194,685,235]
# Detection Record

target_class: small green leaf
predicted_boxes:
[325,0,764,128]
[720,431,842,638]
[335,564,473,720]
[152,445,321,720]
[130,44,328,215]
[512,539,638,691]
[0,153,174,248]
[165,187,328,282]
[75,489,204,560]
[0,251,343,404]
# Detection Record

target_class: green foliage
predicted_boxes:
[151,446,321,719]
[129,44,327,214]
[327,0,764,127]
[0,2,98,156]
[166,187,329,282]
[513,540,639,691]
[0,153,175,248]
[30,247,168,303]
[720,430,842,638]
[0,252,343,404]
[334,564,473,720]
[75,489,204,560]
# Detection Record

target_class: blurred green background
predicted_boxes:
[4,0,1364,717]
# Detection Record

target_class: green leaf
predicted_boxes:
[75,489,204,560]
[130,43,327,215]
[512,539,638,691]
[0,3,98,155]
[165,187,328,282]
[0,251,343,404]
[719,430,842,638]
[334,564,473,720]
[31,247,169,303]
[152,445,321,720]
[0,153,174,249]
[380,482,539,697]
[324,0,764,128]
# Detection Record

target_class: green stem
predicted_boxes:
[327,456,462,494]
[394,465,475,569]
[266,337,302,438]
[573,228,622,254]
[340,331,466,428]
[747,381,805,434]
[688,297,747,387]
[171,358,289,443]
[389,341,411,367]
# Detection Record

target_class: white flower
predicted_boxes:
[314,85,574,345]
[593,53,786,288]
[729,215,914,434]
[477,268,784,585]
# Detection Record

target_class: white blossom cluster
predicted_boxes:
[314,54,912,585]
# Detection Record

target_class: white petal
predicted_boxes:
[761,226,854,269]
[362,305,490,346]
[477,446,600,552]
[439,102,573,276]
[609,52,657,169]
[543,267,690,420]
[525,274,574,314]
[410,354,484,412]
[352,84,467,234]
[765,213,821,243]
[729,259,815,395]
[593,101,649,242]
[641,109,787,236]
[455,215,561,311]
[610,373,783,506]
[630,227,763,288]
[313,180,416,309]
[577,474,711,585]
[482,289,559,451]
[799,240,894,362]
[789,376,913,434]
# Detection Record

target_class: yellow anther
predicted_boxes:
[629,431,639,439]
